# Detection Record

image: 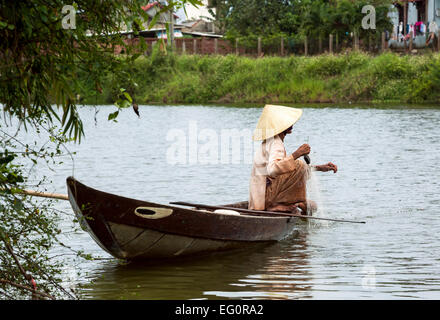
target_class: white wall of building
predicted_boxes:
[430,0,440,25]
[388,6,399,26]
[407,2,418,24]
[183,0,215,21]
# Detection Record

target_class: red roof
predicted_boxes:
[141,2,158,12]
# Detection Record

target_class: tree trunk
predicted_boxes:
[318,35,322,53]
[280,37,284,56]
[257,37,262,56]
[304,36,308,56]
[329,34,333,54]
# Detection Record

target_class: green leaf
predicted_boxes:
[0,155,15,164]
[108,110,119,121]
[149,14,159,30]
[123,91,132,103]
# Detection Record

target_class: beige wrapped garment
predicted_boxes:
[249,135,310,210]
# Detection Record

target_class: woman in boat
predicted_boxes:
[249,105,337,214]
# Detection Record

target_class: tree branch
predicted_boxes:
[0,279,55,300]
[3,240,28,280]
[2,238,39,299]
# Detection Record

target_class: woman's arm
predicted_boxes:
[266,139,304,178]
[292,144,311,160]
[313,162,338,173]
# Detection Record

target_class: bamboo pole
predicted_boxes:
[169,10,174,49]
[20,189,68,200]
[170,201,366,224]
[381,32,386,53]
[235,38,239,55]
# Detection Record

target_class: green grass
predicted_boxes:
[78,50,440,105]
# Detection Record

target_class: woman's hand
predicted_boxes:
[315,162,338,173]
[292,144,311,160]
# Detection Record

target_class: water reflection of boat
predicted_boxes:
[79,234,312,300]
[248,235,313,299]
[66,177,304,260]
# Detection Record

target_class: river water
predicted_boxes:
[27,104,440,299]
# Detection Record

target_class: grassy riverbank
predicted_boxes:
[79,50,440,105]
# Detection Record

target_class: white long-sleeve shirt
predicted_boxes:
[248,135,302,210]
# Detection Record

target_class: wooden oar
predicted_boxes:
[14,189,68,200]
[170,201,366,224]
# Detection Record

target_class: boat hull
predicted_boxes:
[66,177,301,260]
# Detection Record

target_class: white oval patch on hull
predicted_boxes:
[134,207,173,219]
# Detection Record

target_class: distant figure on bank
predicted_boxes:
[249,105,338,214]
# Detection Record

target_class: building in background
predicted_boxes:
[138,1,183,39]
[182,0,215,22]
[389,0,440,33]
[133,1,221,39]
[179,0,221,36]
[388,0,440,49]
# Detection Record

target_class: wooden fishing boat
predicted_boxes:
[66,177,304,260]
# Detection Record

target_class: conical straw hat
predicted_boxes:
[252,105,303,141]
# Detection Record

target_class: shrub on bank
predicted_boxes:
[78,49,440,105]
[404,55,440,103]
